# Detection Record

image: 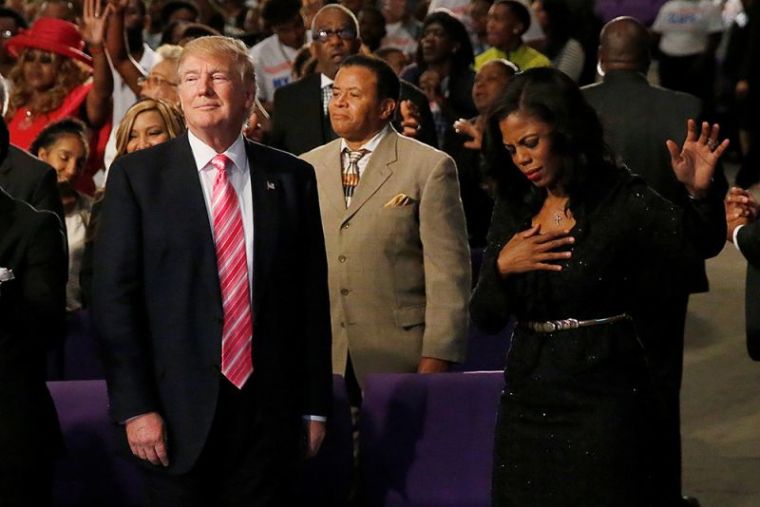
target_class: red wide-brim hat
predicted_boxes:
[6,17,92,67]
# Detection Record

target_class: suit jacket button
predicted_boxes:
[340,322,345,328]
[338,255,346,263]
[342,223,350,229]
[340,288,350,295]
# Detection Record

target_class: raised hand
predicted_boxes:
[419,69,442,103]
[399,99,421,138]
[454,117,483,150]
[496,225,574,278]
[81,0,114,48]
[666,119,729,198]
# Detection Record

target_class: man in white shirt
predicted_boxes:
[726,187,760,361]
[652,0,724,106]
[93,35,332,506]
[249,0,306,107]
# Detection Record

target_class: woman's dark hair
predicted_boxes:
[485,67,614,214]
[537,0,573,59]
[415,10,474,71]
[29,117,90,161]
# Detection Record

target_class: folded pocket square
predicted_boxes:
[384,194,415,208]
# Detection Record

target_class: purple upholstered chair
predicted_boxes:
[48,375,353,506]
[48,380,142,507]
[360,371,505,507]
[295,374,354,506]
[451,321,512,372]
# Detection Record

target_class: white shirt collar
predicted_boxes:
[339,124,391,154]
[320,73,334,89]
[188,130,248,173]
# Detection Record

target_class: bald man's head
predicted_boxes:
[599,16,651,73]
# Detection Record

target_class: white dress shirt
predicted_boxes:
[188,131,254,289]
[338,124,391,177]
[188,130,325,423]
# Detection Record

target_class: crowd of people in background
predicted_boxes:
[1,0,760,505]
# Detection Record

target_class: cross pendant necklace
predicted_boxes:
[553,210,564,225]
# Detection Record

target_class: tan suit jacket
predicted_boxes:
[301,129,470,387]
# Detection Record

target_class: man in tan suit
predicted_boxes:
[301,55,470,401]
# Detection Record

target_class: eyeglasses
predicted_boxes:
[138,75,178,88]
[314,27,357,43]
[21,50,57,65]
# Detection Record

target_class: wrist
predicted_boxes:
[89,43,105,55]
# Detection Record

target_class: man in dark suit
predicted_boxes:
[0,181,67,505]
[93,35,332,506]
[270,4,437,155]
[726,187,760,360]
[0,117,63,222]
[582,17,727,507]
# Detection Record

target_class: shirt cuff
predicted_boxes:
[302,415,327,422]
[733,224,745,254]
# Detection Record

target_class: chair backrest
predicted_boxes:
[452,321,512,372]
[295,374,354,506]
[48,375,353,506]
[360,371,505,507]
[47,380,142,507]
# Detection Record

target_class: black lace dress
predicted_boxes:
[471,169,702,506]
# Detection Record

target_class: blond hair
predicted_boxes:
[179,36,255,88]
[114,98,185,160]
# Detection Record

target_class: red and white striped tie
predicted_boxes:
[211,153,253,389]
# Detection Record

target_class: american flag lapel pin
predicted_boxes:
[266,181,276,190]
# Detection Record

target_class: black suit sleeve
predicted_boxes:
[738,222,760,360]
[22,211,67,351]
[737,221,760,265]
[470,197,516,334]
[270,86,287,151]
[682,186,728,260]
[32,167,65,226]
[299,164,333,416]
[92,162,160,422]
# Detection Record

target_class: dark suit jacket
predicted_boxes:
[736,224,760,360]
[270,72,438,155]
[0,145,64,223]
[92,134,333,475]
[583,70,728,293]
[0,188,67,466]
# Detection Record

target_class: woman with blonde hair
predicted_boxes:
[113,97,185,160]
[80,98,184,306]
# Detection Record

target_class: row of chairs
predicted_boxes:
[49,372,505,506]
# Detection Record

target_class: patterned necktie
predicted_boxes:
[322,84,332,116]
[342,148,367,207]
[210,153,253,389]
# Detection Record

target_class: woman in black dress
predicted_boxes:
[470,68,728,506]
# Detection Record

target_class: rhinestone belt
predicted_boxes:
[520,313,631,333]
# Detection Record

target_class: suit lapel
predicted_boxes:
[316,141,346,215]
[0,152,11,190]
[0,189,14,260]
[162,135,223,316]
[342,131,397,224]
[247,140,279,321]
